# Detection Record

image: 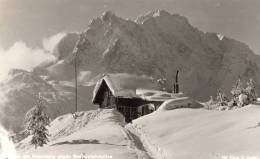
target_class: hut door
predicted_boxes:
[109,95,116,109]
[128,107,138,122]
[101,92,109,108]
[117,106,138,122]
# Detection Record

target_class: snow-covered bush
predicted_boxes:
[208,96,215,105]
[215,90,229,106]
[230,78,257,107]
[214,78,257,110]
[24,94,51,149]
[237,93,248,107]
[208,78,257,110]
[205,92,230,110]
[204,96,219,110]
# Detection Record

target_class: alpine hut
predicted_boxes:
[92,73,182,122]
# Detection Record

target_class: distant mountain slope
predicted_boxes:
[0,69,96,132]
[46,10,260,100]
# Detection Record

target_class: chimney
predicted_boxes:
[174,70,179,93]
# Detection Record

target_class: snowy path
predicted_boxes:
[125,124,170,159]
[121,124,154,159]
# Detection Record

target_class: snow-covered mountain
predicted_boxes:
[2,10,260,132]
[0,69,96,132]
[45,10,260,100]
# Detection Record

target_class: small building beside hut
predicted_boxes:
[92,73,182,122]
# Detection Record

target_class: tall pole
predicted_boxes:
[73,34,86,114]
[74,51,78,113]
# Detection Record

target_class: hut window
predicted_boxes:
[161,94,171,97]
[143,92,155,96]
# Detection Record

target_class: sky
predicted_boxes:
[0,0,260,76]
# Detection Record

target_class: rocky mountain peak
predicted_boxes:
[153,9,172,17]
[43,10,260,101]
[101,11,116,21]
[135,10,188,25]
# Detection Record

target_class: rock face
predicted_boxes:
[47,10,260,100]
[53,32,79,60]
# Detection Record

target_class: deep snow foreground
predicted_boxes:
[16,109,144,159]
[16,105,260,159]
[131,104,260,159]
[0,125,16,159]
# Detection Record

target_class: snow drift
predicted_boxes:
[156,97,203,111]
[16,109,138,159]
[131,104,260,159]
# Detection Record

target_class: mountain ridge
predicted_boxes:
[47,10,260,100]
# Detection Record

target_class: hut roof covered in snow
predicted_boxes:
[92,73,183,104]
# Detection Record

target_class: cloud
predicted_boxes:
[42,32,66,53]
[0,42,56,79]
[0,32,66,80]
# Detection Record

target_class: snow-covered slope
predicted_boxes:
[17,103,260,159]
[43,10,260,101]
[131,104,260,159]
[17,109,151,159]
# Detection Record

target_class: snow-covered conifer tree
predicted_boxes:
[245,78,257,102]
[24,94,50,149]
[230,78,245,98]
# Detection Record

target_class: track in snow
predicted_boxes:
[123,124,154,159]
[125,124,171,159]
